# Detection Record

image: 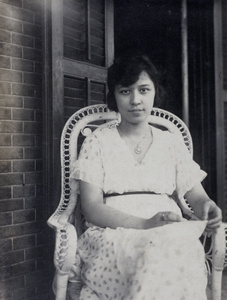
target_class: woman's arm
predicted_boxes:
[79,180,182,229]
[185,182,222,231]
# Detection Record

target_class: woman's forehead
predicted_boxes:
[117,71,154,88]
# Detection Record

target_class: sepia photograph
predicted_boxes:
[0,0,226,299]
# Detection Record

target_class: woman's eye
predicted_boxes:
[120,90,130,95]
[140,88,149,94]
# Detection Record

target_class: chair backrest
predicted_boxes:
[48,104,193,230]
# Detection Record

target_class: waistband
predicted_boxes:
[104,191,160,198]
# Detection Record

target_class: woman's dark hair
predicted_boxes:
[106,53,165,112]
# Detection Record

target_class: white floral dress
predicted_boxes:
[69,125,208,300]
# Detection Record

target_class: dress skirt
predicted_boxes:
[70,195,208,300]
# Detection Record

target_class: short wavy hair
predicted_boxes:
[106,53,165,112]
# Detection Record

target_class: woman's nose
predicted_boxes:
[130,91,141,105]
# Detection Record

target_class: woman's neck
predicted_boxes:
[118,121,150,138]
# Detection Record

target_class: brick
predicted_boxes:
[0,212,12,226]
[0,95,23,107]
[24,147,42,159]
[23,0,41,12]
[13,108,34,121]
[0,148,23,159]
[23,47,42,61]
[0,68,22,82]
[0,161,11,173]
[0,3,12,17]
[23,22,41,38]
[0,199,23,212]
[0,173,23,186]
[13,135,35,146]
[0,239,12,253]
[12,33,33,47]
[0,42,22,58]
[0,28,11,42]
[13,209,35,224]
[0,265,13,281]
[0,250,24,268]
[24,97,42,109]
[13,185,35,198]
[0,276,25,295]
[11,6,34,22]
[13,234,35,250]
[24,121,42,134]
[0,222,42,239]
[0,133,12,146]
[12,83,35,97]
[24,72,42,85]
[25,196,42,209]
[0,55,11,68]
[0,121,23,133]
[12,58,33,72]
[0,0,22,8]
[1,260,37,281]
[25,172,42,184]
[0,187,11,200]
[0,288,13,300]
[20,262,40,279]
[26,245,48,260]
[0,107,11,119]
[13,160,35,172]
[0,15,22,33]
[0,81,11,94]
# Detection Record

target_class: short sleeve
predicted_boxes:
[172,134,207,198]
[69,133,104,192]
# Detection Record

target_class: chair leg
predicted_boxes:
[211,269,223,300]
[54,271,69,300]
[211,224,226,300]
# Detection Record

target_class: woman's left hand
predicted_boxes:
[200,200,222,232]
[185,183,222,232]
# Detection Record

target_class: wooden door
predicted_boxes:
[43,0,114,211]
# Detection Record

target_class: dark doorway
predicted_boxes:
[114,0,217,200]
[114,0,183,118]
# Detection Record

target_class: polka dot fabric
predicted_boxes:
[78,227,130,300]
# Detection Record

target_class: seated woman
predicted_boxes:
[68,53,222,300]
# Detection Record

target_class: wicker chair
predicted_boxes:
[47,104,227,300]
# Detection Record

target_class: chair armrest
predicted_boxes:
[210,222,227,300]
[47,193,79,300]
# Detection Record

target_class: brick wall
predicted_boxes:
[0,1,53,299]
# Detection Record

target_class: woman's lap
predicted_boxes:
[76,222,208,300]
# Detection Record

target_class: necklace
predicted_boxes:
[118,126,150,154]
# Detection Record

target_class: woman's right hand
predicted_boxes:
[144,211,183,229]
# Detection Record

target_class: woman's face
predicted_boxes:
[114,71,155,125]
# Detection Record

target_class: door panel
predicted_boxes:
[44,0,114,210]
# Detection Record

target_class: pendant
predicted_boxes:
[134,146,142,154]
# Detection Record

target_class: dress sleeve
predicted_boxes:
[171,134,207,198]
[69,133,104,193]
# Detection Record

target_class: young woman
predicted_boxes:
[68,54,222,300]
